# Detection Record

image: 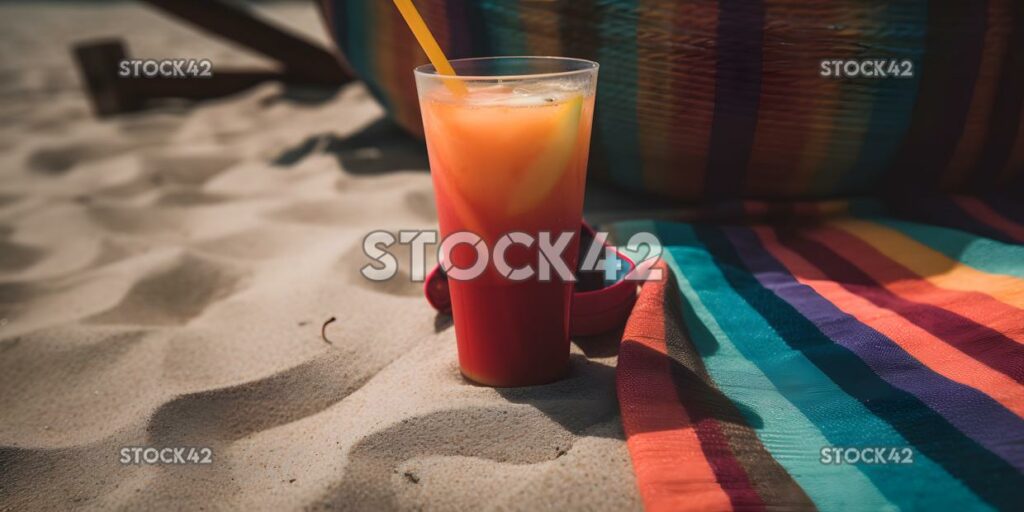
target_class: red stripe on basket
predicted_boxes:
[953,196,1024,243]
[977,1,1024,188]
[1000,115,1024,189]
[666,0,717,199]
[371,1,396,116]
[745,0,839,197]
[943,0,1016,190]
[636,1,683,197]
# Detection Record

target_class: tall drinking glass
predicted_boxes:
[415,57,598,387]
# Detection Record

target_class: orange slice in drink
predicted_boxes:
[506,93,583,216]
[422,91,585,234]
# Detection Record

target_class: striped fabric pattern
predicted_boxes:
[611,197,1024,511]
[320,0,1024,200]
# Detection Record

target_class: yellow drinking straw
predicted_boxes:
[392,0,467,96]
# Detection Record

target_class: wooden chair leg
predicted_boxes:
[138,0,349,85]
[73,39,297,117]
[73,0,351,116]
[73,39,143,116]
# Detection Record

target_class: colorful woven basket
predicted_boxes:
[319,0,1024,201]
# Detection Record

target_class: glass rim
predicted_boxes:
[413,56,598,81]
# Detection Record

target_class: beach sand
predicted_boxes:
[0,2,641,510]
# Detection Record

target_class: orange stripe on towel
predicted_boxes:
[808,223,1024,346]
[618,262,733,512]
[755,226,1024,420]
[834,219,1024,311]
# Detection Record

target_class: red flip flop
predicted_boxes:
[424,223,638,336]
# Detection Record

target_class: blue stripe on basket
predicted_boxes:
[478,1,527,56]
[838,1,927,193]
[886,1,988,193]
[334,2,360,76]
[597,0,644,192]
[345,1,392,113]
[463,1,493,58]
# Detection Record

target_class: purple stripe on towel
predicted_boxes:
[722,225,1024,473]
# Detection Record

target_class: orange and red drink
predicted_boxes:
[415,57,598,386]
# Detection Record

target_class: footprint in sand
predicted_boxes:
[86,238,147,270]
[269,184,436,227]
[266,199,368,227]
[194,225,318,260]
[0,280,61,321]
[336,236,435,298]
[314,406,576,511]
[24,113,188,176]
[0,438,150,511]
[315,358,620,510]
[0,193,20,208]
[92,152,239,203]
[26,141,138,176]
[25,143,98,175]
[22,102,90,134]
[0,236,45,273]
[146,350,369,446]
[0,327,151,447]
[141,152,240,188]
[85,204,184,236]
[153,190,232,207]
[115,111,186,142]
[403,186,437,222]
[87,252,245,326]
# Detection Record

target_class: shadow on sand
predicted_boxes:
[272,117,428,174]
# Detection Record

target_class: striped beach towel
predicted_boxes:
[611,196,1024,510]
